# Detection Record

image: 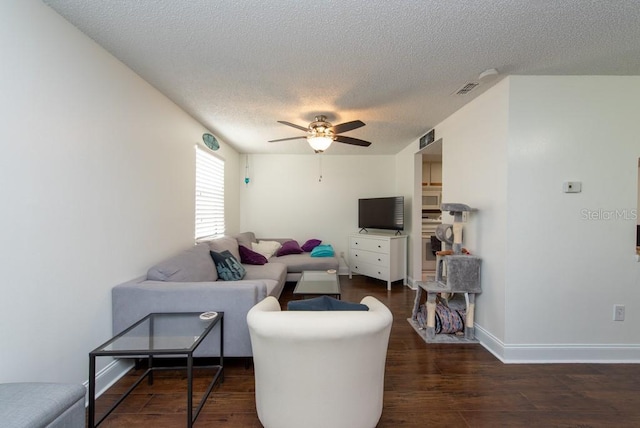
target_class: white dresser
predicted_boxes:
[348,233,408,290]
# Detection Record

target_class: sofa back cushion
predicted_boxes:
[234,232,257,249]
[208,236,241,261]
[147,243,218,282]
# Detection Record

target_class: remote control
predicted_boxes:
[199,311,218,320]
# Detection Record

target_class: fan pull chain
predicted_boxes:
[244,154,250,186]
[318,155,323,182]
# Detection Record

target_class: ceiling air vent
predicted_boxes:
[453,82,479,96]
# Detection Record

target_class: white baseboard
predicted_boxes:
[405,276,417,290]
[83,359,133,406]
[475,324,640,363]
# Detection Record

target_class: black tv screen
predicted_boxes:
[358,196,404,231]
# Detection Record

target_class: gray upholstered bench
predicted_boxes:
[0,383,86,428]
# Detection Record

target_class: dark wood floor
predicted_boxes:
[95,276,640,427]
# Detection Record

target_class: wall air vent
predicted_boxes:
[453,82,479,95]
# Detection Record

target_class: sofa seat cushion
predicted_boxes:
[269,253,339,273]
[147,243,217,282]
[244,262,287,288]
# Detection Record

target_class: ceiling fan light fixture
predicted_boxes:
[270,114,370,150]
[307,135,333,152]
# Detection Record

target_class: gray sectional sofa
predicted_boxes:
[0,383,86,428]
[112,232,338,357]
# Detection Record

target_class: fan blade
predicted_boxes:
[277,121,308,132]
[334,135,371,147]
[331,120,365,134]
[268,136,307,142]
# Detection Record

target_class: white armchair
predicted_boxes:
[247,295,393,428]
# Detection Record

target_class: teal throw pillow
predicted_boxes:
[210,250,246,281]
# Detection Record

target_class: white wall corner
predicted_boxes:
[474,324,506,362]
[406,276,418,290]
[83,359,133,407]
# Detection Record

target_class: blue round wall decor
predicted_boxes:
[202,133,219,151]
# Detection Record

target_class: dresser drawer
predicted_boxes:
[348,233,407,290]
[351,249,388,267]
[351,262,389,282]
[349,237,390,254]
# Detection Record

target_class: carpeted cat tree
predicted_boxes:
[410,203,482,343]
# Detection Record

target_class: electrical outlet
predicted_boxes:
[613,305,625,321]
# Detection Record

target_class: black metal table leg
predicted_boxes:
[88,354,96,428]
[187,354,193,428]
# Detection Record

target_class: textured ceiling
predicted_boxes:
[43,0,640,155]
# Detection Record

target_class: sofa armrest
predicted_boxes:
[112,277,270,357]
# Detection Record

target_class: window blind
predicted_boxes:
[195,145,225,239]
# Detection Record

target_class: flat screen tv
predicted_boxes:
[358,196,404,233]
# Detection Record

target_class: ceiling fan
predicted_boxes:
[268,115,372,153]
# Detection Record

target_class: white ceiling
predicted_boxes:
[43,0,640,155]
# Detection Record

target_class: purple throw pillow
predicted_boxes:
[301,239,322,252]
[276,240,304,256]
[238,245,268,265]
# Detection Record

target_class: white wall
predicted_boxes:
[432,76,640,361]
[434,79,511,344]
[240,154,397,272]
[395,141,420,284]
[0,1,239,384]
[504,76,640,359]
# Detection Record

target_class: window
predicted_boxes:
[195,145,225,239]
